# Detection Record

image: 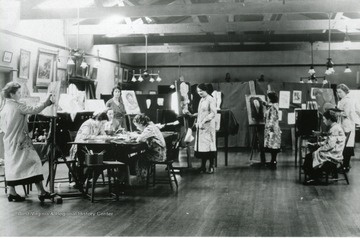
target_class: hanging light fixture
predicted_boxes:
[308,42,316,75]
[325,14,335,75]
[132,35,161,82]
[344,64,352,73]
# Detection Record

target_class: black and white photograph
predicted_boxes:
[1,1,360,237]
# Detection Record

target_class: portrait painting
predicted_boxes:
[121,90,141,114]
[19,49,31,80]
[245,94,266,125]
[312,88,336,113]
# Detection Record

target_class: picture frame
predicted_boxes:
[56,68,67,82]
[245,94,266,125]
[2,51,13,63]
[35,48,57,87]
[19,49,31,80]
[292,90,302,104]
[123,68,129,82]
[149,90,157,95]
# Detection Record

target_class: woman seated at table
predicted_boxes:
[130,114,166,184]
[302,110,346,185]
[69,111,109,161]
[104,109,123,134]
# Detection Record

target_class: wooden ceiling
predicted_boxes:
[20,0,360,53]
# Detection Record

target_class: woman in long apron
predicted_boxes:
[0,82,54,202]
[194,83,217,174]
[336,84,357,172]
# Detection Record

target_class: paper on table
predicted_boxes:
[287,112,295,125]
[85,99,107,115]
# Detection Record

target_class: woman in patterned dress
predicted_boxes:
[131,114,166,183]
[264,91,282,169]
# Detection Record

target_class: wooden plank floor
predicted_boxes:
[1,148,360,236]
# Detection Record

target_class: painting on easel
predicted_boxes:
[245,95,266,125]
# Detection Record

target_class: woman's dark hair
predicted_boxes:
[92,112,109,121]
[206,83,214,95]
[336,84,350,94]
[111,86,121,96]
[2,82,21,98]
[133,114,151,126]
[197,83,207,92]
[267,91,278,103]
[323,109,338,122]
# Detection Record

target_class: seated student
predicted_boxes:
[129,114,166,184]
[69,111,109,160]
[69,111,109,186]
[104,109,122,134]
[303,110,346,185]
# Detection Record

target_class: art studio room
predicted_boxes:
[1,0,360,237]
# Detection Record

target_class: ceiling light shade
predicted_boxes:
[310,74,317,83]
[149,76,155,83]
[323,79,329,84]
[138,75,144,82]
[300,78,304,83]
[156,72,162,82]
[143,70,149,77]
[308,66,316,75]
[325,58,335,75]
[344,65,352,73]
[131,75,137,82]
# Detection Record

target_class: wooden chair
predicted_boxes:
[146,135,180,190]
[84,161,126,202]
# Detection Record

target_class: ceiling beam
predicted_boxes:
[20,0,360,20]
[65,19,360,35]
[93,33,360,45]
[119,42,360,53]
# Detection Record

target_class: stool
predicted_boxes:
[147,160,178,190]
[85,161,125,202]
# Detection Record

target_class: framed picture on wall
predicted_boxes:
[123,68,128,82]
[2,51,13,63]
[19,49,31,80]
[35,48,57,87]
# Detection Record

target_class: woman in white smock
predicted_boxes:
[336,84,357,171]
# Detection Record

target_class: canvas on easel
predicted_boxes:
[245,95,266,125]
[122,90,141,114]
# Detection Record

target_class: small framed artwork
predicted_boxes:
[2,51,13,63]
[35,48,57,87]
[292,90,302,104]
[56,68,67,82]
[149,90,157,95]
[19,49,31,80]
[123,68,129,82]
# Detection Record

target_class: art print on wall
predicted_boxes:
[292,90,302,104]
[2,51,13,63]
[245,94,266,125]
[35,48,57,87]
[19,49,31,80]
[279,91,290,109]
[121,90,141,114]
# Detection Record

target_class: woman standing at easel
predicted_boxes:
[264,91,282,169]
[194,83,217,174]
